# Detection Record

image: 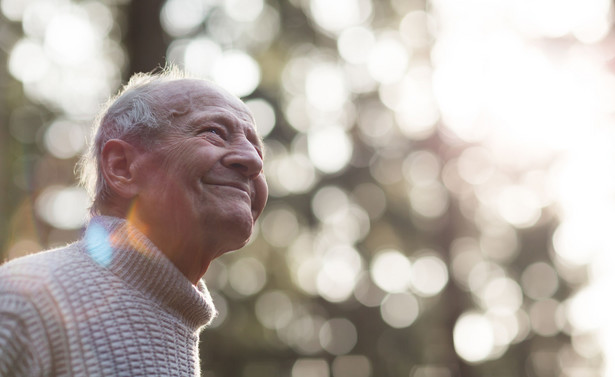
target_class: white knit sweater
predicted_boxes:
[0,216,217,377]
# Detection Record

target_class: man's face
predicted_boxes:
[131,80,268,261]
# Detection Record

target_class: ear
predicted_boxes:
[101,139,142,200]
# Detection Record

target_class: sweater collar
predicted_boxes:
[81,215,217,331]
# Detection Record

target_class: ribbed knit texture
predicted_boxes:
[0,216,217,377]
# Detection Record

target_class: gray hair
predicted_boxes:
[78,66,191,215]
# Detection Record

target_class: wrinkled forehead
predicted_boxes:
[155,79,254,124]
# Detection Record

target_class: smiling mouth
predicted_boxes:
[205,181,252,199]
[222,184,249,194]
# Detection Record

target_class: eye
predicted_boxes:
[199,126,225,138]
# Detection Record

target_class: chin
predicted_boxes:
[218,233,253,257]
[224,216,255,250]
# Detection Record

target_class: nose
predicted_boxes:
[223,138,263,179]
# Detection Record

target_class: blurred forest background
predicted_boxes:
[1,0,614,376]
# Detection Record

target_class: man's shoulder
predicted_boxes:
[2,241,81,266]
[0,242,84,289]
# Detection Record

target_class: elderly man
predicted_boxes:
[0,68,268,376]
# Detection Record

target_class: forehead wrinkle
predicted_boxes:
[151,79,264,154]
[161,82,253,123]
[151,79,233,119]
[152,81,193,116]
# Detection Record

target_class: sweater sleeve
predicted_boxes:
[0,307,40,377]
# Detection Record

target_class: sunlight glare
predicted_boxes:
[22,1,59,38]
[565,284,610,333]
[183,37,222,78]
[496,185,542,228]
[309,0,372,35]
[380,292,419,328]
[456,147,495,186]
[367,34,409,84]
[307,126,352,174]
[513,0,612,42]
[84,222,112,267]
[305,63,349,112]
[275,153,317,194]
[477,277,523,313]
[337,27,375,64]
[160,0,211,36]
[44,119,86,159]
[224,0,263,22]
[45,11,97,65]
[410,254,449,297]
[379,67,439,140]
[245,98,276,137]
[8,39,50,83]
[399,11,435,48]
[212,50,261,97]
[316,245,363,303]
[35,185,89,230]
[1,0,33,21]
[454,312,495,363]
[370,249,412,293]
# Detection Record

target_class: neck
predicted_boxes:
[98,200,223,284]
[126,209,215,285]
[96,198,132,219]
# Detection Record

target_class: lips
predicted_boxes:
[204,180,251,198]
[222,183,250,196]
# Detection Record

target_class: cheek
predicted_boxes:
[252,176,269,219]
[161,149,212,188]
[163,147,200,173]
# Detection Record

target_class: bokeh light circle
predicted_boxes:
[410,254,449,297]
[307,126,352,174]
[454,312,495,363]
[380,292,420,328]
[370,249,412,293]
[212,50,261,97]
[8,38,50,83]
[35,186,90,230]
[319,318,358,355]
